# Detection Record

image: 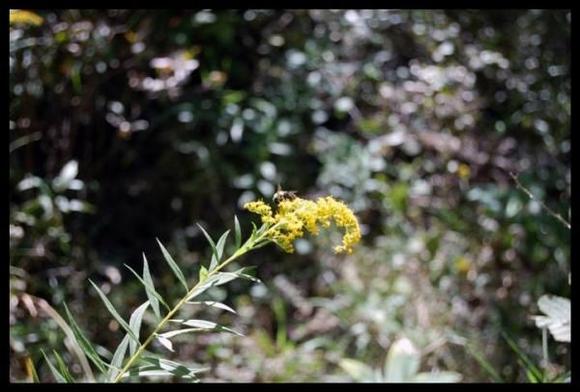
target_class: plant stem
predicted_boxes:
[509,172,571,230]
[113,224,277,382]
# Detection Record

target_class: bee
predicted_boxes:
[273,184,298,204]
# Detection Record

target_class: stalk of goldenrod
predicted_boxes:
[113,223,281,383]
[114,195,360,382]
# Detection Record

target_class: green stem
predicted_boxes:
[113,223,278,383]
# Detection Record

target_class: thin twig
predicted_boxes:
[509,172,571,230]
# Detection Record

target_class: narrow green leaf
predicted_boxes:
[196,223,216,250]
[41,350,67,383]
[250,222,258,237]
[186,267,260,301]
[234,215,242,249]
[142,253,161,319]
[125,262,170,312]
[52,350,75,382]
[62,302,108,374]
[502,332,544,382]
[128,301,150,356]
[128,369,174,378]
[141,356,195,371]
[156,239,189,292]
[170,319,216,329]
[186,300,236,314]
[126,368,201,382]
[125,369,180,378]
[210,230,230,270]
[108,334,130,381]
[140,356,208,380]
[159,328,204,339]
[199,265,208,282]
[156,335,174,352]
[466,344,503,382]
[169,319,243,336]
[89,280,139,344]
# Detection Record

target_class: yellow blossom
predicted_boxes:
[244,196,361,254]
[10,10,44,26]
[244,200,275,224]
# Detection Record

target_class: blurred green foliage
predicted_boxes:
[10,10,570,382]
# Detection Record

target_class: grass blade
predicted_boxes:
[465,344,503,382]
[89,280,139,344]
[62,302,108,374]
[41,350,67,383]
[502,332,544,382]
[156,238,189,292]
[128,301,150,356]
[52,350,75,382]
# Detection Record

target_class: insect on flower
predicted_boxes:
[272,184,298,204]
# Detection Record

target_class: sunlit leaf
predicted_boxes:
[159,328,204,339]
[339,358,373,382]
[142,254,162,319]
[108,334,130,381]
[53,160,78,191]
[384,337,420,382]
[186,300,236,314]
[186,267,260,301]
[156,335,174,352]
[169,319,243,336]
[234,215,242,249]
[140,356,208,380]
[209,230,230,270]
[532,295,570,343]
[199,265,208,282]
[128,301,150,356]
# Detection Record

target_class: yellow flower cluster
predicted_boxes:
[10,10,44,26]
[244,196,361,254]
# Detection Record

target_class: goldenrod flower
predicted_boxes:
[10,10,44,26]
[244,200,276,224]
[244,196,361,254]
